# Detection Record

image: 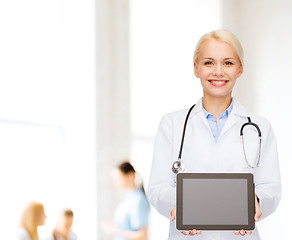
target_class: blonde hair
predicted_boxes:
[20,202,44,240]
[193,30,244,67]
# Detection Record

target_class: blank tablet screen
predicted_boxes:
[176,173,255,230]
[183,179,248,225]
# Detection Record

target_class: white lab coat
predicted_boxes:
[148,98,281,240]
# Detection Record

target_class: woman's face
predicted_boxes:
[60,216,73,232]
[111,169,129,189]
[38,208,46,226]
[111,168,135,190]
[194,39,243,99]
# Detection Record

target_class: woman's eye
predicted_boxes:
[225,61,233,65]
[204,61,213,65]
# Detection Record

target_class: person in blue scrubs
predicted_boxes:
[103,161,150,240]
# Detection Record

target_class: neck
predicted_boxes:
[127,181,137,191]
[202,94,232,121]
[55,227,69,237]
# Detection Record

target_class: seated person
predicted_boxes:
[49,209,77,240]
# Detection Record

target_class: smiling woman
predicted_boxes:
[148,30,281,240]
[193,31,243,117]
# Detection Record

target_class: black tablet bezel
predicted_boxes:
[176,173,255,231]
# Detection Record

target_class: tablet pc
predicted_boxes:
[176,173,255,231]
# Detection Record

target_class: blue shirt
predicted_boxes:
[202,98,234,142]
[113,188,150,240]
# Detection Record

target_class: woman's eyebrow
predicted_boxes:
[203,57,235,60]
[202,57,235,60]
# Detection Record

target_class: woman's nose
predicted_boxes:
[213,64,224,77]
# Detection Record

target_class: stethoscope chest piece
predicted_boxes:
[172,160,185,174]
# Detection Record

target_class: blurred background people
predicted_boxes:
[16,202,46,240]
[50,209,77,240]
[103,161,150,240]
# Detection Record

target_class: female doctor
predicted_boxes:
[148,30,281,239]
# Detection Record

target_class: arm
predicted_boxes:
[112,227,147,240]
[254,120,282,220]
[103,221,147,240]
[105,191,149,240]
[148,115,176,219]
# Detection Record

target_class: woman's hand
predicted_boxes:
[170,206,202,236]
[234,194,262,236]
[170,206,176,221]
[234,230,252,236]
[102,220,117,235]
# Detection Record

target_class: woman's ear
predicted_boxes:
[237,65,243,78]
[194,63,200,78]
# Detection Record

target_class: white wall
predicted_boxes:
[0,0,97,239]
[61,0,97,238]
[0,0,130,239]
[95,0,131,239]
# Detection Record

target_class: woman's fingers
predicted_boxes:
[170,206,176,221]
[234,229,252,236]
[182,229,201,235]
[234,230,246,236]
[189,229,200,235]
[254,194,262,222]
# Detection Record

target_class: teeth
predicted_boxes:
[211,81,225,84]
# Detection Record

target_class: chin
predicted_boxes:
[203,86,233,96]
[205,92,232,99]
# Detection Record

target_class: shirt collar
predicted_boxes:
[190,97,250,119]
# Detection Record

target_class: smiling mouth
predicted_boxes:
[208,80,229,87]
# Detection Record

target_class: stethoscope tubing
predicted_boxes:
[177,104,196,160]
[172,104,262,174]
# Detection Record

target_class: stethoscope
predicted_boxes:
[172,104,262,174]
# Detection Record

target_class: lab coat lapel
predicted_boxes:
[190,98,214,135]
[218,98,250,141]
[218,112,237,140]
